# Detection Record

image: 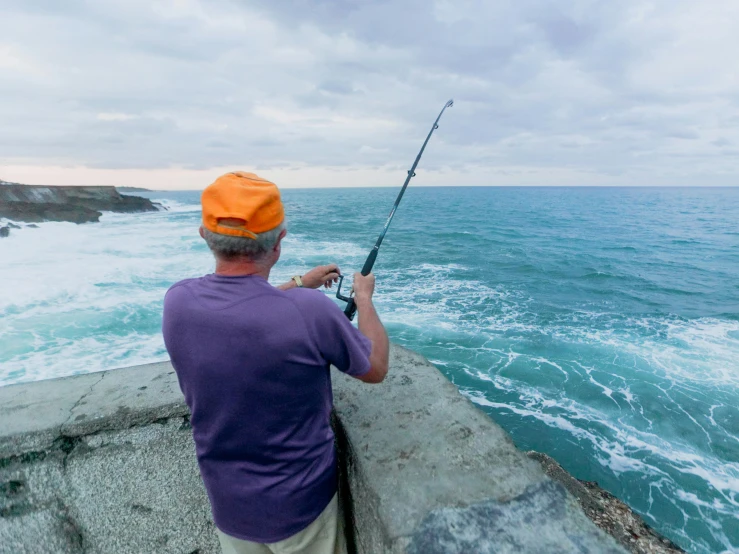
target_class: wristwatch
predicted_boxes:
[291,275,304,288]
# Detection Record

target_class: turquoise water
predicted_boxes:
[1,186,738,552]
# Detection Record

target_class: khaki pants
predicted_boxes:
[216,494,346,554]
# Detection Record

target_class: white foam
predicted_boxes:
[0,208,208,384]
[553,316,739,388]
[148,198,201,213]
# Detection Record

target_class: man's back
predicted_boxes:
[162,273,371,542]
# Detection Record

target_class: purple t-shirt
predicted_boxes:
[162,274,371,542]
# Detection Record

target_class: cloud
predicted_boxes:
[1,0,739,187]
[96,113,139,122]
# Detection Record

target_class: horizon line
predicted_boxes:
[136,184,739,192]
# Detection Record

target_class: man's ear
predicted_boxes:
[274,228,288,251]
[199,226,205,239]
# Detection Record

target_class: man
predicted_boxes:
[162,171,389,554]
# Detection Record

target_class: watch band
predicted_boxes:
[291,275,304,288]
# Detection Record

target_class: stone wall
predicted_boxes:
[0,346,624,553]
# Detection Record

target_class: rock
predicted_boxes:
[0,182,159,225]
[26,223,39,228]
[0,202,101,224]
[527,451,685,554]
[7,222,21,229]
[0,226,9,238]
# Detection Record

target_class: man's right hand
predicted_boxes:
[351,271,388,384]
[352,272,375,303]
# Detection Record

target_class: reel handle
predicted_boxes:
[335,275,358,321]
[335,274,352,303]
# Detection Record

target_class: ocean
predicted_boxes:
[1,186,737,553]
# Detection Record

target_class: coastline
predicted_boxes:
[0,182,160,237]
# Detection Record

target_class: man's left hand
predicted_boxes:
[301,264,341,289]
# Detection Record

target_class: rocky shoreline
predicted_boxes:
[527,452,685,554]
[0,180,160,236]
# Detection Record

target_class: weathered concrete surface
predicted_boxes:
[0,346,626,553]
[0,371,104,456]
[0,362,186,458]
[64,420,217,553]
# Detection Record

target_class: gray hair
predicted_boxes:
[202,222,286,261]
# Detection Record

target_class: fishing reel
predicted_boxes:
[335,274,352,304]
[335,274,359,321]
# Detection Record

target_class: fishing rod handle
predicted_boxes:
[343,298,358,321]
[335,247,379,320]
[360,247,379,276]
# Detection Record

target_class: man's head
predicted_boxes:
[200,172,286,266]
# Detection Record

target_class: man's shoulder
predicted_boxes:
[163,277,200,305]
[166,277,199,293]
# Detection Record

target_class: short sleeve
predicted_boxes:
[296,290,372,377]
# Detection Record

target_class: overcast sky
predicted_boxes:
[1,0,738,189]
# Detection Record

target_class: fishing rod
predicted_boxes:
[336,99,454,320]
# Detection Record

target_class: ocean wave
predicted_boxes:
[148,198,201,213]
[0,331,168,384]
[602,246,638,252]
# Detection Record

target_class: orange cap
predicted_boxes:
[201,172,284,239]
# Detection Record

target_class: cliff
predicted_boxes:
[0,345,681,553]
[0,180,159,226]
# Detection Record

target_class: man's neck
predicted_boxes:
[214,258,271,280]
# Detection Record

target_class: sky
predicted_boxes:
[1,0,738,189]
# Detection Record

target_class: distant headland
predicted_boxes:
[0,179,161,236]
[115,186,152,193]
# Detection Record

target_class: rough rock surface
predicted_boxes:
[0,181,158,224]
[406,480,623,554]
[527,452,685,554]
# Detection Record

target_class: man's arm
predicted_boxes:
[277,264,341,291]
[353,273,389,384]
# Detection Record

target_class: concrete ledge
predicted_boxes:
[0,362,186,458]
[332,346,623,553]
[0,345,625,553]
